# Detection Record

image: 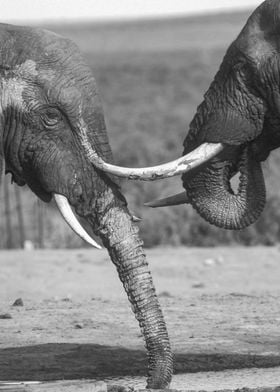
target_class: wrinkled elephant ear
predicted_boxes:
[183,0,280,153]
[238,0,280,58]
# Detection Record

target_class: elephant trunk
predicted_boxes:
[90,189,173,388]
[183,148,266,229]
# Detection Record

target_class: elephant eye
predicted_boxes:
[42,108,62,128]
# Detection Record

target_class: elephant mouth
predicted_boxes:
[35,187,52,202]
[24,177,52,203]
[53,194,101,249]
[17,169,101,249]
[6,168,53,202]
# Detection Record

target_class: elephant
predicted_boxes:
[87,0,280,233]
[0,23,183,388]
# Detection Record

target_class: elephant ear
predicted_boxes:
[235,0,280,117]
[235,0,280,59]
[186,0,280,149]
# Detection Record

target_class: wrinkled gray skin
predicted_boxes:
[183,0,280,230]
[0,24,172,388]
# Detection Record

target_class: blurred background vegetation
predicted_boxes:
[2,8,280,248]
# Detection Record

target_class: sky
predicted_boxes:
[2,0,262,24]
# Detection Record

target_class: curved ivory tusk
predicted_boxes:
[145,191,189,208]
[53,193,102,249]
[81,133,223,180]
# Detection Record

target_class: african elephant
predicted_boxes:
[0,23,181,388]
[90,0,280,232]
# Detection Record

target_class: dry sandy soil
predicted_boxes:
[0,247,280,390]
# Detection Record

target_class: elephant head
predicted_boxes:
[143,0,280,230]
[0,23,176,388]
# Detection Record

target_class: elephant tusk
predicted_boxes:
[132,215,142,222]
[80,126,224,181]
[145,191,189,208]
[53,193,102,249]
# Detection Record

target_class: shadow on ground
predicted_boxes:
[1,343,280,380]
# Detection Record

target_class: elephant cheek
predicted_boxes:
[182,149,266,230]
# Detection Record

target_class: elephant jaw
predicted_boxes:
[14,162,101,248]
[53,193,102,249]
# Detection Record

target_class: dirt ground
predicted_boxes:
[0,246,280,389]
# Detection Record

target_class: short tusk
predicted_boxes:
[132,215,142,222]
[53,193,102,249]
[145,191,189,208]
[80,126,224,181]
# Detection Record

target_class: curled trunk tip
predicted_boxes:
[183,148,266,230]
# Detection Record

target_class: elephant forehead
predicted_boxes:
[16,59,38,78]
[36,66,84,106]
[1,78,28,111]
[0,59,38,111]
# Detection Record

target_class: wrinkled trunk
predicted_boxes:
[88,187,173,388]
[183,148,266,229]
